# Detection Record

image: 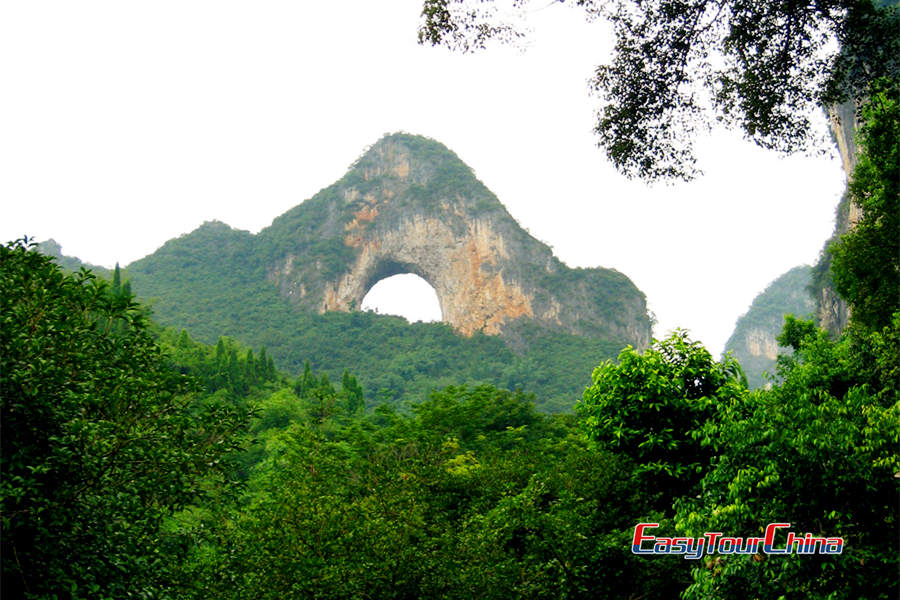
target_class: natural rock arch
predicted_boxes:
[361,272,442,321]
[322,215,533,336]
[265,133,651,347]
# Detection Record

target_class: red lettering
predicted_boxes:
[632,523,659,554]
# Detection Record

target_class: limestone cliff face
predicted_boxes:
[815,100,860,335]
[261,133,651,348]
[745,328,780,361]
[828,100,860,178]
[324,215,533,336]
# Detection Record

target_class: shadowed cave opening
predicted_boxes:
[360,273,442,323]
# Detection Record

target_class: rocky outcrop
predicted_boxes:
[828,100,860,178]
[814,100,860,335]
[728,99,862,364]
[323,215,533,336]
[745,328,780,361]
[261,133,651,348]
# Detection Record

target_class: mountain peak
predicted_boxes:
[257,134,651,344]
[345,132,482,195]
[38,238,63,257]
[128,134,650,346]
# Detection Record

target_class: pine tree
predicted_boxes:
[313,373,336,423]
[296,360,316,398]
[215,338,226,368]
[177,329,192,350]
[112,263,121,295]
[227,348,241,393]
[256,344,271,381]
[318,372,334,396]
[245,349,257,387]
[342,369,365,415]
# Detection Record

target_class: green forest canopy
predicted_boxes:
[2,235,897,598]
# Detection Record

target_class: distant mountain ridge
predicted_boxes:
[37,239,111,278]
[723,265,815,388]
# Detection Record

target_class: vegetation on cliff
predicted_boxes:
[830,81,900,331]
[723,265,816,389]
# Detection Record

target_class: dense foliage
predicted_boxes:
[418,0,900,181]
[4,231,898,597]
[677,316,899,598]
[579,332,746,505]
[0,240,251,599]
[180,384,688,599]
[6,2,897,595]
[114,220,624,414]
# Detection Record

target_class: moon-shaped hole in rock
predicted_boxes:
[361,273,442,323]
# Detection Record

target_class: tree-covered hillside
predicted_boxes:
[8,91,899,596]
[38,221,623,413]
[124,220,622,412]
[723,265,816,388]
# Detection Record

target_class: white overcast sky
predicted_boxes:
[0,0,845,355]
